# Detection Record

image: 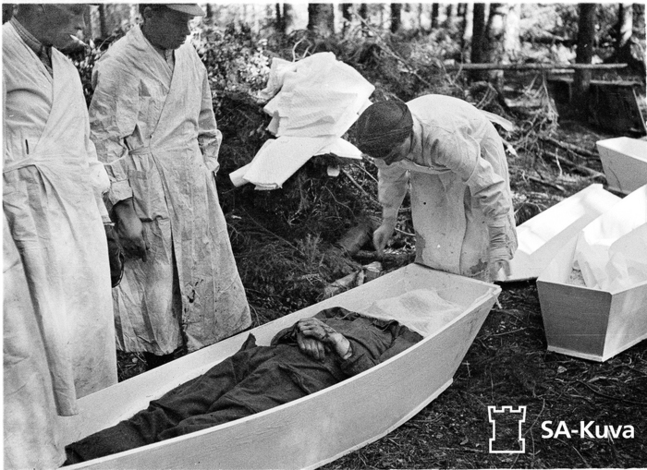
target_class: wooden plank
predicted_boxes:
[63,264,500,469]
[443,63,628,71]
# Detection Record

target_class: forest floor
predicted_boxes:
[324,121,647,470]
[115,76,647,468]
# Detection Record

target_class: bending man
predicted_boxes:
[65,307,422,463]
[89,4,251,368]
[356,96,517,281]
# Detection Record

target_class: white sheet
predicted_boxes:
[356,289,464,338]
[573,184,647,292]
[231,52,374,189]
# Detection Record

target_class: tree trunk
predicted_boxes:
[616,3,633,51]
[99,4,107,39]
[503,3,521,60]
[483,3,506,87]
[416,3,423,32]
[444,4,455,27]
[341,3,352,36]
[283,4,293,33]
[573,3,597,119]
[431,3,439,29]
[275,3,285,33]
[358,3,368,35]
[308,3,335,37]
[390,3,402,33]
[485,3,506,61]
[462,3,474,49]
[471,3,486,65]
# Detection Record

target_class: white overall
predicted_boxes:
[90,26,251,355]
[376,95,517,280]
[3,20,116,454]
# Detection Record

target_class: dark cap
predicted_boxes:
[356,100,413,159]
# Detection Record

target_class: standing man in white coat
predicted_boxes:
[356,97,517,282]
[90,4,251,368]
[3,4,117,467]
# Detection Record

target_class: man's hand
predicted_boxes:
[113,199,147,262]
[295,318,352,360]
[296,334,327,361]
[488,256,511,282]
[373,220,396,257]
[488,224,513,281]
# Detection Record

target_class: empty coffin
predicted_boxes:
[537,185,647,362]
[498,184,620,282]
[596,137,647,194]
[63,263,500,469]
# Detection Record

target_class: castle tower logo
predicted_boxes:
[488,406,527,454]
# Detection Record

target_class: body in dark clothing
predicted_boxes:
[65,307,422,463]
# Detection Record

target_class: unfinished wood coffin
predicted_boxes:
[596,137,647,194]
[62,264,499,469]
[498,184,620,282]
[537,185,647,362]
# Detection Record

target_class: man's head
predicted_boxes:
[14,4,89,49]
[140,4,204,51]
[356,100,414,165]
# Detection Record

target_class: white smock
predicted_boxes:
[3,22,117,417]
[90,25,251,355]
[376,95,518,280]
[3,215,65,469]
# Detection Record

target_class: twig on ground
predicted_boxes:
[557,438,591,467]
[437,447,484,454]
[485,327,527,338]
[240,209,302,254]
[341,169,381,209]
[395,227,416,237]
[540,136,599,159]
[525,174,566,193]
[350,162,378,184]
[577,380,647,406]
[542,150,606,179]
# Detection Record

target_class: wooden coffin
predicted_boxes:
[498,184,620,282]
[63,264,500,469]
[537,186,647,362]
[596,137,647,194]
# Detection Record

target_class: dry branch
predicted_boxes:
[526,174,566,193]
[540,136,599,159]
[542,150,605,179]
[444,63,628,71]
[353,14,433,88]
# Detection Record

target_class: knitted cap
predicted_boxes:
[356,100,413,158]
